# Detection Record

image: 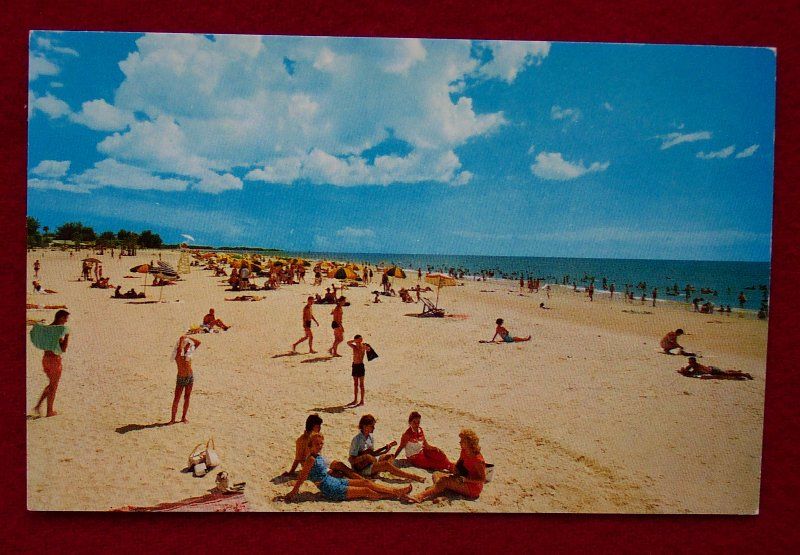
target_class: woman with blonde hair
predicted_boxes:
[412,429,486,503]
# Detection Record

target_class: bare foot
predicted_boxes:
[332,353,341,357]
[355,401,365,407]
[309,349,317,354]
[169,419,177,425]
[45,411,58,417]
[400,493,417,503]
[401,484,413,495]
[181,418,188,423]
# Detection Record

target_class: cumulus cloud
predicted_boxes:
[658,130,712,150]
[697,145,735,159]
[531,152,609,181]
[336,227,375,238]
[36,37,79,57]
[30,92,71,118]
[29,53,59,81]
[736,144,760,158]
[476,40,550,82]
[550,105,581,123]
[72,159,191,192]
[31,160,71,178]
[70,99,135,131]
[27,178,89,194]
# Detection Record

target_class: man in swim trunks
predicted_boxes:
[292,296,319,353]
[33,310,70,417]
[171,334,201,424]
[660,329,688,354]
[678,357,753,380]
[328,297,345,357]
[346,335,371,406]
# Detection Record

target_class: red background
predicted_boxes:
[2,1,798,552]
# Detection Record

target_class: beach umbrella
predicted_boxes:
[82,257,101,263]
[385,267,406,278]
[130,263,151,295]
[425,272,457,308]
[333,267,357,280]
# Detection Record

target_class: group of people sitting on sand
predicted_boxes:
[660,328,754,380]
[90,277,112,289]
[112,285,145,299]
[283,412,488,504]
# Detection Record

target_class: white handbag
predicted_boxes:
[193,461,208,477]
[204,438,221,468]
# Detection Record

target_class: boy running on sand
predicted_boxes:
[328,297,346,357]
[171,335,201,424]
[346,335,373,406]
[292,297,319,353]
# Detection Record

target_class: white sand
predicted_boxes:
[26,249,766,512]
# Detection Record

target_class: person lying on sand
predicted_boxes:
[202,308,230,331]
[348,414,425,483]
[539,302,551,310]
[411,429,486,503]
[286,433,413,503]
[660,329,695,355]
[393,411,454,472]
[372,291,381,303]
[225,295,263,301]
[678,357,753,380]
[489,318,531,343]
[90,277,111,289]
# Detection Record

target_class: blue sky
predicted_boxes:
[27,32,775,261]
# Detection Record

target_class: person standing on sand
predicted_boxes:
[652,288,658,307]
[32,310,70,417]
[328,297,346,357]
[171,335,201,423]
[33,259,40,278]
[292,296,319,353]
[609,283,615,300]
[588,283,594,302]
[346,335,373,406]
[418,268,422,281]
[738,291,747,309]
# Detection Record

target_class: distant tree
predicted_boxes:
[55,221,95,243]
[27,216,41,248]
[139,230,163,249]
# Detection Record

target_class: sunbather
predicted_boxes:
[678,357,753,380]
[411,429,486,503]
[286,433,413,502]
[202,308,230,331]
[393,411,454,472]
[490,319,531,343]
[348,414,425,483]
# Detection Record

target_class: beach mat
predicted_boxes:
[113,491,249,512]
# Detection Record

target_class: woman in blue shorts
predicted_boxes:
[490,318,531,343]
[286,433,413,502]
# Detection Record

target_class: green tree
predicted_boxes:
[139,230,163,249]
[56,222,95,242]
[27,216,41,248]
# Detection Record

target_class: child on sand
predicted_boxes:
[490,319,531,343]
[346,335,373,406]
[348,414,425,482]
[170,335,201,424]
[412,429,486,503]
[286,433,413,503]
[31,310,70,417]
[393,411,454,472]
[291,297,319,353]
[678,357,753,380]
[328,297,345,357]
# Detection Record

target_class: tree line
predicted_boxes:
[27,216,163,253]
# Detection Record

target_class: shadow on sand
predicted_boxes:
[271,351,303,359]
[115,422,172,434]
[301,356,334,364]
[310,404,354,414]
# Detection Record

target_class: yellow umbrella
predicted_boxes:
[424,272,457,308]
[332,267,357,280]
[385,266,406,278]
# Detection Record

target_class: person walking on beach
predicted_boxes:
[328,297,346,357]
[588,283,594,302]
[346,335,374,406]
[490,319,531,343]
[292,297,319,353]
[609,283,615,300]
[652,287,658,307]
[171,334,201,423]
[418,268,422,281]
[32,310,70,417]
[33,259,41,278]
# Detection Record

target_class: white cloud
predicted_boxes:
[72,159,190,192]
[736,144,760,159]
[29,53,59,81]
[30,92,71,118]
[27,178,88,194]
[697,145,735,159]
[531,152,609,181]
[658,131,712,150]
[476,41,550,82]
[550,105,581,123]
[70,99,135,131]
[194,171,243,193]
[181,234,196,242]
[381,39,426,74]
[50,82,64,88]
[336,227,375,238]
[31,160,70,178]
[603,102,614,111]
[36,37,79,57]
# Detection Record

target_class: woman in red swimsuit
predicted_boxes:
[411,428,486,503]
[393,411,454,472]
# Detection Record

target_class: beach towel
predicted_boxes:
[29,324,69,354]
[366,346,378,361]
[113,491,249,512]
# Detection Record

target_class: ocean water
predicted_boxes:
[257,251,771,310]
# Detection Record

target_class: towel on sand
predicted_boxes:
[29,324,69,354]
[113,491,249,512]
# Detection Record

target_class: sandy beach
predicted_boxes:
[26,249,767,513]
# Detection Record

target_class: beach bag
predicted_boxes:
[204,438,221,468]
[365,345,378,361]
[188,443,206,468]
[484,463,495,483]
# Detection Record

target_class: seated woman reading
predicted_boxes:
[412,429,487,503]
[285,433,413,503]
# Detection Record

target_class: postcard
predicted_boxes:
[26,32,774,512]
